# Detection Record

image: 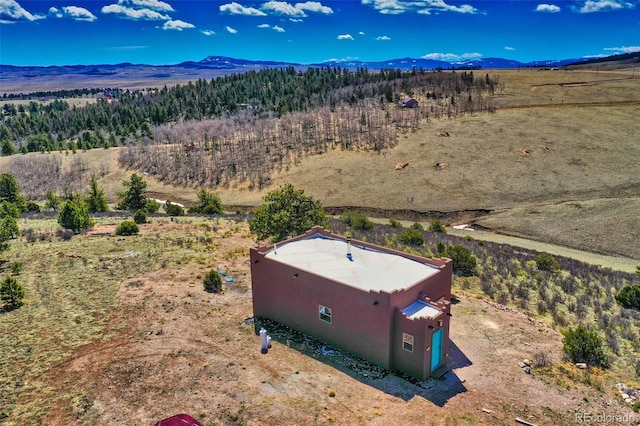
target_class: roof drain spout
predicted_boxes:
[346,237,353,262]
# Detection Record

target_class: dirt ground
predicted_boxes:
[37,223,636,426]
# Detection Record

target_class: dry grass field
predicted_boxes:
[1,67,639,425]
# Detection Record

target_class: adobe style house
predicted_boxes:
[250,227,453,381]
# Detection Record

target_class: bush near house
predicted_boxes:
[562,325,609,368]
[339,211,373,231]
[396,228,424,246]
[203,270,223,293]
[444,244,477,276]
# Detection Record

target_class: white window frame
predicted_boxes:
[319,305,332,324]
[402,332,414,352]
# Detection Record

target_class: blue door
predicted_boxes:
[431,328,443,371]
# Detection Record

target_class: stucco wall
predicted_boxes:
[251,247,395,368]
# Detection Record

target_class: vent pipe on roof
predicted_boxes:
[346,237,353,261]
[274,242,277,255]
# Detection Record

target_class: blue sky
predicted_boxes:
[1,0,639,66]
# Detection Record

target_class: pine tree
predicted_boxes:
[85,177,109,213]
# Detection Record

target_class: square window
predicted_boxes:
[402,332,414,352]
[319,305,332,323]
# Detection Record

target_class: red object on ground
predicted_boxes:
[154,413,203,426]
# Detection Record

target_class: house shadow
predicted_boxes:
[250,318,471,407]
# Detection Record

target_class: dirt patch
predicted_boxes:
[37,221,634,425]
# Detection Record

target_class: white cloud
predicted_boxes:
[535,3,561,13]
[126,0,174,12]
[55,6,97,22]
[603,45,640,53]
[162,19,194,31]
[101,4,170,20]
[289,17,303,22]
[504,46,516,51]
[226,25,238,33]
[362,0,479,15]
[578,0,634,13]
[257,23,285,32]
[220,2,267,16]
[359,31,365,35]
[295,1,333,14]
[421,52,482,61]
[324,56,359,62]
[375,35,391,41]
[49,6,62,18]
[261,1,333,17]
[201,29,215,36]
[0,0,46,23]
[337,34,354,40]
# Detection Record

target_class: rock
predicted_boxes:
[621,393,630,400]
[523,359,532,367]
[523,366,531,374]
[518,362,526,368]
[575,363,587,369]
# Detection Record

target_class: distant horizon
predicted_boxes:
[1,1,639,67]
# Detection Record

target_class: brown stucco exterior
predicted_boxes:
[250,226,453,381]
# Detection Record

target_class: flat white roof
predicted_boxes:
[264,236,440,293]
[401,300,441,319]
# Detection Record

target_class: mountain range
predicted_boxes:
[0,55,590,77]
[2,52,638,94]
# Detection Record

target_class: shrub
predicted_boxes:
[25,201,40,213]
[57,199,94,233]
[561,325,609,368]
[145,199,161,214]
[615,284,640,311]
[115,220,139,236]
[203,270,223,293]
[427,219,446,233]
[388,218,402,228]
[164,201,185,216]
[339,211,373,231]
[11,261,24,275]
[1,276,25,310]
[133,209,147,224]
[45,190,61,211]
[532,351,552,368]
[410,222,424,231]
[444,245,477,276]
[189,189,223,215]
[396,228,424,246]
[535,252,559,272]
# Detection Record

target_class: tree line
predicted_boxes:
[1,66,499,156]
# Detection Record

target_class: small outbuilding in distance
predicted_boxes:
[250,226,453,381]
[402,97,419,108]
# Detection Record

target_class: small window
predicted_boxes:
[319,305,332,324]
[402,332,414,352]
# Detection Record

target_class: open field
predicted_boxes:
[1,216,638,426]
[3,69,637,259]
